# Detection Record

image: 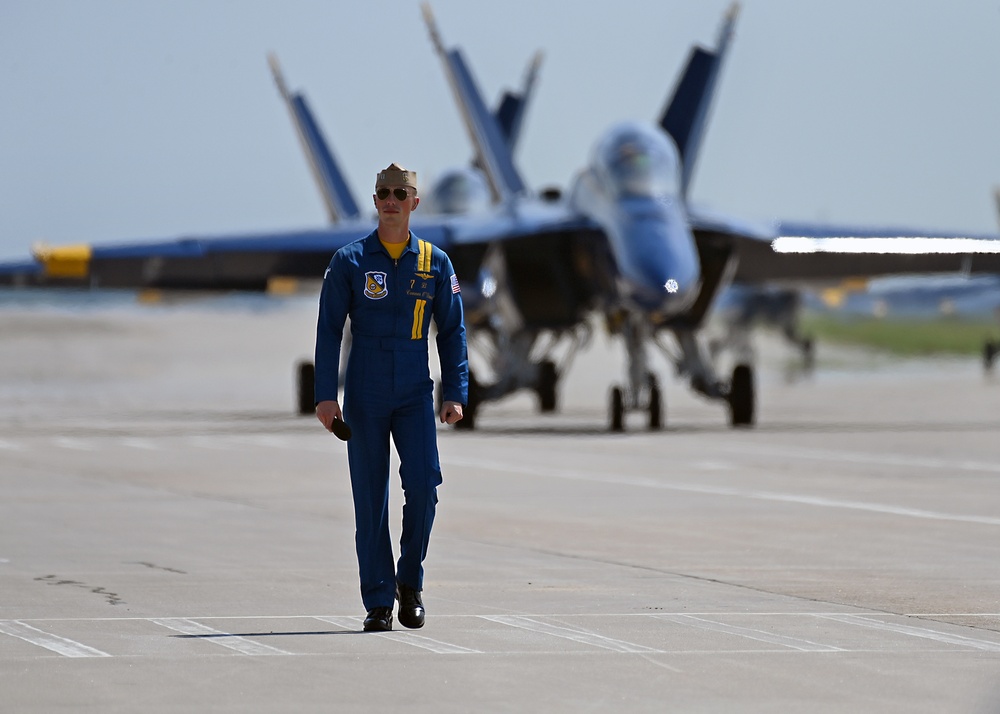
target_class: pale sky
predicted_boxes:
[1,0,999,260]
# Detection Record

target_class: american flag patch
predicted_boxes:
[450,274,461,294]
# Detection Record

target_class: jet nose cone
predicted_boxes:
[623,219,701,313]
[643,266,700,312]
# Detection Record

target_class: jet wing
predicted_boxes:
[8,224,374,291]
[0,259,45,288]
[688,205,1000,286]
[0,202,602,293]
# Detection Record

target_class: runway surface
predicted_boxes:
[2,293,999,712]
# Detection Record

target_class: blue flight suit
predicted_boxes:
[314,229,468,611]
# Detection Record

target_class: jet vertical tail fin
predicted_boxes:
[494,50,543,154]
[268,53,361,223]
[422,3,528,203]
[658,2,739,199]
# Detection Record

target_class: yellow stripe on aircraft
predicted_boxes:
[266,276,300,295]
[411,299,427,339]
[32,243,92,278]
[820,277,870,309]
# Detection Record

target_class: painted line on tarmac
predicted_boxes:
[481,615,662,653]
[314,616,480,653]
[0,620,111,658]
[0,434,341,454]
[653,614,844,652]
[52,437,96,451]
[151,618,293,656]
[444,457,1000,527]
[119,438,159,450]
[717,443,1000,475]
[815,614,1000,652]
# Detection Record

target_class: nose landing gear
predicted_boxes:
[609,374,663,432]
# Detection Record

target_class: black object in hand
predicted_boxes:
[330,417,352,441]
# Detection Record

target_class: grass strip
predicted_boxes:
[799,313,1000,356]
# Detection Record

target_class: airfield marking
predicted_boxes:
[183,436,233,450]
[52,437,96,451]
[715,443,1000,476]
[313,616,481,654]
[150,618,293,656]
[0,620,110,658]
[8,433,997,525]
[814,614,1000,652]
[254,435,297,449]
[653,614,845,652]
[2,614,999,659]
[480,615,662,653]
[444,456,1000,527]
[120,438,158,450]
[0,439,20,450]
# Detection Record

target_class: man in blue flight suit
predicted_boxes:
[314,163,468,632]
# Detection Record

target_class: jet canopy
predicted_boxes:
[592,122,681,199]
[427,168,492,215]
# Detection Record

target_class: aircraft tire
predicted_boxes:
[802,337,815,371]
[610,386,625,432]
[648,381,663,430]
[728,364,755,427]
[454,369,479,431]
[537,359,558,413]
[983,340,998,372]
[297,361,315,416]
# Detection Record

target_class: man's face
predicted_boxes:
[374,185,419,225]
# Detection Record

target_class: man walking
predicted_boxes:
[314,163,468,631]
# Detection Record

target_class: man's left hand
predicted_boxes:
[440,401,464,424]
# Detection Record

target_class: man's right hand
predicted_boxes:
[315,400,343,432]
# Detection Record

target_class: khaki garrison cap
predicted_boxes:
[375,162,417,191]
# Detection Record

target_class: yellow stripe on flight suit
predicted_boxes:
[417,239,431,273]
[411,299,427,339]
[412,239,432,338]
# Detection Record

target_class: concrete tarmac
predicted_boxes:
[2,293,999,712]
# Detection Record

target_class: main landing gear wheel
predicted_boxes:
[801,337,816,371]
[454,369,480,431]
[536,359,558,413]
[984,340,998,371]
[728,364,755,427]
[296,361,315,416]
[609,386,625,432]
[648,375,663,431]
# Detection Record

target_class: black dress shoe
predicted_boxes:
[363,606,393,632]
[396,582,425,629]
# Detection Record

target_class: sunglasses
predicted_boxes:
[376,187,411,201]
